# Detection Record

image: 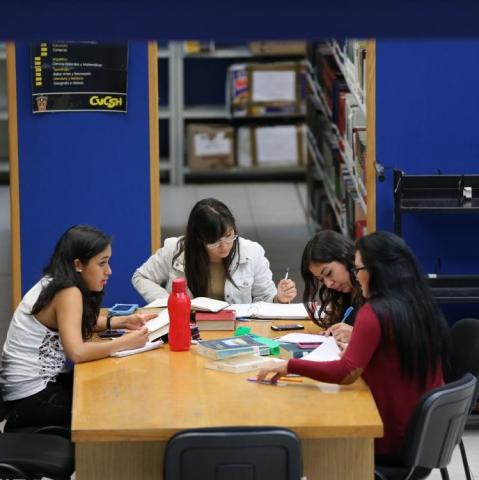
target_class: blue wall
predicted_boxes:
[16,42,152,306]
[376,39,479,320]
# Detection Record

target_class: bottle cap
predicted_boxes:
[172,278,187,293]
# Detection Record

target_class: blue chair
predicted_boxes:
[164,426,303,480]
[375,373,476,480]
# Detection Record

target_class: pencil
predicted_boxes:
[278,376,303,383]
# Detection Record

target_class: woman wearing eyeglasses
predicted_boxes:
[258,231,449,460]
[132,198,296,304]
[301,230,364,343]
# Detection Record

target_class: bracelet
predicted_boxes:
[106,312,115,331]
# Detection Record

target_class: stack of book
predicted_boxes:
[194,335,271,360]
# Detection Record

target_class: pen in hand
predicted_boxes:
[340,306,354,323]
[284,267,290,280]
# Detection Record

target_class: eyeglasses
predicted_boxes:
[205,234,238,250]
[351,266,367,276]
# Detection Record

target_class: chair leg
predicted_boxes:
[440,467,450,480]
[459,439,472,480]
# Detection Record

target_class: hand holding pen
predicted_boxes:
[324,306,354,343]
[276,267,297,304]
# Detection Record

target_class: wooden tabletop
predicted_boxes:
[72,319,383,443]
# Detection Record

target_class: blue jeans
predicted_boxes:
[4,370,73,429]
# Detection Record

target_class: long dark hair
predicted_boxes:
[31,225,111,339]
[173,198,239,297]
[301,230,363,328]
[356,231,449,388]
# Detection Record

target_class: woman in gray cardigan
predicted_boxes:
[132,198,296,304]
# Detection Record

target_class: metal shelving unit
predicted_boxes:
[162,41,307,185]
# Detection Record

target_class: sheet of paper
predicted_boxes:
[194,132,231,156]
[110,340,163,357]
[278,333,327,343]
[252,71,295,102]
[301,337,341,362]
[251,302,309,319]
[144,297,168,308]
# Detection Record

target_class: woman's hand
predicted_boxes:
[122,312,157,330]
[117,327,150,350]
[256,361,288,383]
[324,323,353,343]
[276,279,297,303]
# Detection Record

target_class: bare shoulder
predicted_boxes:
[54,286,83,307]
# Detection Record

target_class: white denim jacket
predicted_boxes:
[131,236,277,304]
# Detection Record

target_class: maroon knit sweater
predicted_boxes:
[288,303,444,456]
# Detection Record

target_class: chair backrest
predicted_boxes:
[402,373,476,470]
[448,317,479,409]
[164,426,302,480]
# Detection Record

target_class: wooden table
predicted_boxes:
[72,320,383,479]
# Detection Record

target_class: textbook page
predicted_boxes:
[226,304,253,318]
[144,297,168,308]
[301,337,341,362]
[191,297,230,312]
[251,302,309,319]
[146,309,169,342]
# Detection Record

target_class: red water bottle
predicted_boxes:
[168,278,191,351]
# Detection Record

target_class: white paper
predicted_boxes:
[301,338,341,362]
[194,132,231,156]
[252,71,295,102]
[110,340,163,357]
[226,302,308,320]
[278,333,327,343]
[226,304,254,318]
[144,297,169,308]
[255,126,298,165]
[251,302,309,319]
[191,297,230,312]
[146,309,170,342]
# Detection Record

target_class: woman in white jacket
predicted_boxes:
[132,198,296,304]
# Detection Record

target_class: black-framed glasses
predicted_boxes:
[351,266,367,276]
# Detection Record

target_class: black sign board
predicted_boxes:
[31,42,128,113]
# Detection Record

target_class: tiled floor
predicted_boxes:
[0,182,478,479]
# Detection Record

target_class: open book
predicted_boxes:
[144,296,229,313]
[226,302,309,320]
[145,309,170,342]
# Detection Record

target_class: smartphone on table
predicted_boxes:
[271,324,305,331]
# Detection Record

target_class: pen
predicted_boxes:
[284,267,290,280]
[340,306,354,323]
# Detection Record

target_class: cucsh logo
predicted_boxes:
[89,96,123,109]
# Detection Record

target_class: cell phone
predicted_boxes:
[271,324,305,331]
[99,330,125,338]
[109,303,138,316]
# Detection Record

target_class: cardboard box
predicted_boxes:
[249,41,307,57]
[227,61,307,117]
[237,124,306,168]
[187,124,235,171]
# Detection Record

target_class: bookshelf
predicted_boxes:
[161,41,308,185]
[0,43,8,183]
[305,40,375,239]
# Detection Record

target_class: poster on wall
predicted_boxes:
[31,41,128,113]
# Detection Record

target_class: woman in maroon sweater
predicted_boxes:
[258,231,449,461]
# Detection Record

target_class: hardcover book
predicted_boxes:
[195,310,236,331]
[194,335,271,360]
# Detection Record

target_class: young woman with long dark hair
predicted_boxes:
[301,230,363,343]
[1,225,153,428]
[258,231,449,460]
[132,198,297,304]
